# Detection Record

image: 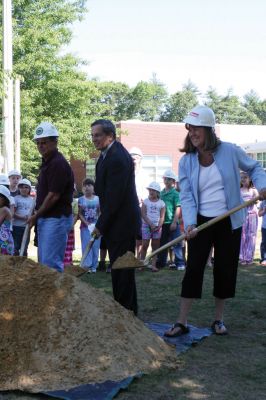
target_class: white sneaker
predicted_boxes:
[177,265,185,271]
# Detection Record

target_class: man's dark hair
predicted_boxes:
[91,119,116,138]
[82,178,95,187]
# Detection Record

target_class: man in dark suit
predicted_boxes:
[91,119,141,315]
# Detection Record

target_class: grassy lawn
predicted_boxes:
[80,261,266,400]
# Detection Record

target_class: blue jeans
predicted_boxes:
[261,227,266,261]
[37,215,73,272]
[12,225,30,256]
[80,227,100,270]
[157,223,185,268]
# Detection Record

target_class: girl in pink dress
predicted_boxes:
[239,172,258,265]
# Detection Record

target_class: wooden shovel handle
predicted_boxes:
[144,195,260,263]
[19,198,36,257]
[80,234,96,268]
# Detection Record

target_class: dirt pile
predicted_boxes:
[0,256,176,393]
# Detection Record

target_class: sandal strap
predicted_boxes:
[212,320,225,329]
[172,322,189,334]
[211,320,228,335]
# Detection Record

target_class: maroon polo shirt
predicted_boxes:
[36,149,74,218]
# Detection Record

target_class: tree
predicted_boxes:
[1,0,89,180]
[205,89,260,125]
[244,90,266,124]
[126,78,167,121]
[160,88,198,122]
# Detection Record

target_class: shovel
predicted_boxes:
[112,195,260,270]
[19,198,36,257]
[76,233,97,277]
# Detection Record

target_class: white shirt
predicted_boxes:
[143,198,165,226]
[198,162,227,217]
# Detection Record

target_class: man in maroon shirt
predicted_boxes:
[28,122,74,272]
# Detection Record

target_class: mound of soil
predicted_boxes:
[0,256,176,392]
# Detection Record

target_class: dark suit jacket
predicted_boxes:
[94,141,141,240]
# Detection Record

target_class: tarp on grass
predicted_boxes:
[0,323,212,400]
[42,323,212,400]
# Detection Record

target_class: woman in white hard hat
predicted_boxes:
[164,105,266,337]
[0,185,14,255]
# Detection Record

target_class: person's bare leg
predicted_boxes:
[136,239,142,259]
[164,297,194,336]
[212,297,227,334]
[151,239,160,271]
[214,297,225,320]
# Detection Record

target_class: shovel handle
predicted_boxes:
[80,234,97,268]
[144,195,260,263]
[19,198,36,257]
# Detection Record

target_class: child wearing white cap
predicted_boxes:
[8,169,22,197]
[141,181,165,272]
[13,179,34,256]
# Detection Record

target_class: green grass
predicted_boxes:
[80,262,266,400]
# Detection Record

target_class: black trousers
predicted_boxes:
[181,215,242,299]
[106,236,138,315]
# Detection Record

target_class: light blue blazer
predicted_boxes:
[179,141,266,230]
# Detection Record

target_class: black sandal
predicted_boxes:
[211,320,228,335]
[164,322,190,337]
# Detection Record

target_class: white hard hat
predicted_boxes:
[18,178,31,189]
[163,169,177,181]
[0,174,10,185]
[129,147,143,158]
[34,122,59,140]
[183,105,215,128]
[0,185,11,204]
[147,181,161,193]
[8,169,21,178]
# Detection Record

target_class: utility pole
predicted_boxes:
[14,78,20,171]
[2,0,14,174]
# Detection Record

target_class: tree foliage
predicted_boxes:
[204,88,261,125]
[0,1,266,182]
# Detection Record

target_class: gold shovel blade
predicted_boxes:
[112,251,145,270]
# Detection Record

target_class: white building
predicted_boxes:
[219,125,266,170]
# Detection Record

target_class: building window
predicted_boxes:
[256,152,266,169]
[247,152,266,170]
[86,159,97,179]
[142,155,172,184]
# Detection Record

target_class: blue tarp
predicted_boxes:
[1,323,212,400]
[146,322,212,354]
[42,323,212,400]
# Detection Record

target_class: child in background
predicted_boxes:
[258,200,266,266]
[0,174,15,217]
[8,169,22,197]
[141,182,165,272]
[239,172,259,265]
[13,179,34,256]
[63,186,79,267]
[78,178,100,272]
[0,185,14,255]
[157,169,186,270]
